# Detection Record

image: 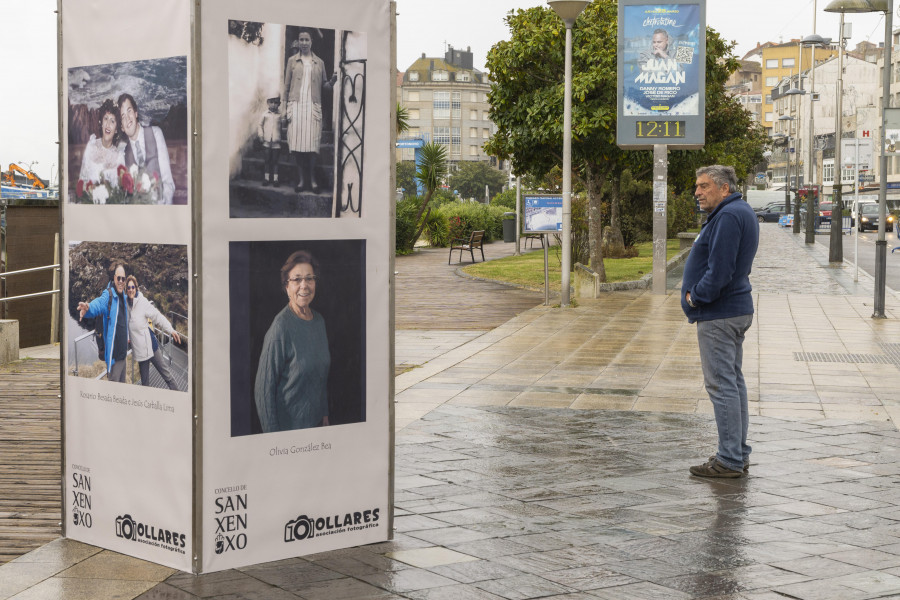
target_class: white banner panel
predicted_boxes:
[61,0,193,571]
[199,0,392,571]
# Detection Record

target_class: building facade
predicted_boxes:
[397,46,498,170]
[758,41,837,133]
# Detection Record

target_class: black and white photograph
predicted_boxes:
[228,20,367,218]
[67,242,189,391]
[67,56,189,205]
[229,240,366,436]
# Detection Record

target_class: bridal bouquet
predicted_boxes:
[75,164,160,205]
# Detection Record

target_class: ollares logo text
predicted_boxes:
[214,491,248,555]
[114,514,187,555]
[284,508,380,543]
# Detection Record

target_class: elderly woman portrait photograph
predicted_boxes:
[229,240,365,436]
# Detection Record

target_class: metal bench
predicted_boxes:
[449,230,485,264]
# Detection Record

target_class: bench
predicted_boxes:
[449,230,485,264]
[524,233,545,249]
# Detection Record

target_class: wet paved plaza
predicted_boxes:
[4,225,900,599]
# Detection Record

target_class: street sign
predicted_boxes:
[842,138,874,170]
[859,174,875,182]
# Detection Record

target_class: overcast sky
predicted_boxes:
[1,0,889,185]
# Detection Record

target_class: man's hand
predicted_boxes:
[77,301,90,321]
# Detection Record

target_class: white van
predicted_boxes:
[744,189,788,211]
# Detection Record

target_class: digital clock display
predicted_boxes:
[635,121,686,138]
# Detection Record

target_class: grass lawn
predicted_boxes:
[462,239,682,291]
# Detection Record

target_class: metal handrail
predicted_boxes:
[0,264,61,303]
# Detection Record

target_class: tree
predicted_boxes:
[396,102,410,136]
[448,161,508,201]
[396,161,417,197]
[486,2,765,279]
[405,142,448,250]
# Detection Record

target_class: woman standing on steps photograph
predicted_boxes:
[283,29,336,193]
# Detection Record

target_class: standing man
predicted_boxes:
[118,93,175,204]
[78,263,130,383]
[682,165,759,478]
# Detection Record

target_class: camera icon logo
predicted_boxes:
[115,514,136,540]
[284,515,315,542]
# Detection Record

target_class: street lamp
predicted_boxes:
[548,0,589,307]
[825,0,892,317]
[801,33,831,244]
[782,89,807,233]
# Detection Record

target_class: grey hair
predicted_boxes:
[696,165,739,194]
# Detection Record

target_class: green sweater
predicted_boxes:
[255,305,330,432]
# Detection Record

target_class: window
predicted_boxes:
[470,92,478,102]
[408,126,420,137]
[457,71,470,82]
[766,77,778,87]
[469,127,478,138]
[451,91,461,119]
[408,71,419,82]
[483,110,490,120]
[765,94,772,104]
[432,70,449,82]
[469,145,479,156]
[433,92,450,119]
[483,128,490,139]
[407,91,419,102]
[782,58,795,68]
[470,110,478,120]
[824,160,834,184]
[408,109,420,120]
[765,112,774,122]
[749,95,761,104]
[766,59,778,68]
[433,126,450,145]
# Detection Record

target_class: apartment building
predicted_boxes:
[397,45,497,169]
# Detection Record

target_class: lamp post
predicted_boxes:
[825,0,892,317]
[823,7,849,263]
[782,89,807,233]
[801,33,831,243]
[548,0,589,307]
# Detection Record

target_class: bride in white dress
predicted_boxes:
[78,98,125,185]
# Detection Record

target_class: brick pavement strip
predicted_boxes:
[5,228,900,599]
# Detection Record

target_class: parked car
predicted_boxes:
[816,202,833,223]
[754,202,787,223]
[858,202,895,232]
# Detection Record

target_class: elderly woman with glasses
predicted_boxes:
[124,275,182,390]
[254,250,331,432]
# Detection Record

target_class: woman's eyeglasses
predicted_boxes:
[287,275,317,285]
[127,285,136,290]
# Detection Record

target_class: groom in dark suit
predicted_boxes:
[118,93,175,204]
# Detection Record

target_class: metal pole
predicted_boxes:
[794,43,803,234]
[543,236,550,306]
[560,23,574,307]
[829,13,844,264]
[515,176,521,256]
[874,2,893,318]
[51,234,59,344]
[855,139,860,282]
[652,144,667,294]
[806,3,818,244]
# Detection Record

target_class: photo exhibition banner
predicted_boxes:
[198,0,392,571]
[61,0,194,571]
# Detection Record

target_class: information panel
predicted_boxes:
[523,195,563,233]
[61,0,194,571]
[617,0,706,149]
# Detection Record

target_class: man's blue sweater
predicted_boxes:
[681,192,759,324]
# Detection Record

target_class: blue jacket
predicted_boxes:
[681,192,759,323]
[83,284,129,372]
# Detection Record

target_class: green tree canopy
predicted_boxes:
[396,161,417,198]
[448,161,508,201]
[485,2,766,274]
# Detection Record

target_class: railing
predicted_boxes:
[1,261,61,344]
[0,264,61,303]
